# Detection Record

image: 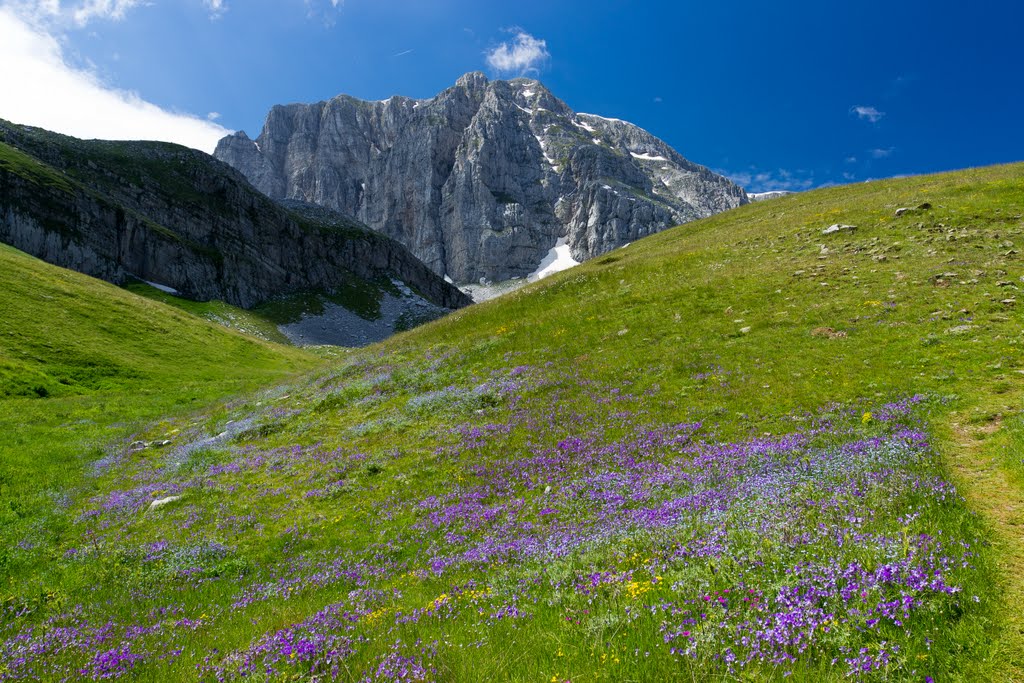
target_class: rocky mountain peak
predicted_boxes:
[215,73,747,283]
[455,71,489,90]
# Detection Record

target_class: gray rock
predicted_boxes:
[823,224,857,235]
[0,121,471,313]
[215,73,748,283]
[148,495,182,511]
[748,191,793,202]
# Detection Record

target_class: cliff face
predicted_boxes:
[215,72,748,283]
[0,120,471,312]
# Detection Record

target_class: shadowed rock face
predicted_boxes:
[0,120,471,312]
[215,72,748,283]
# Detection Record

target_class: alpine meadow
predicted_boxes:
[2,161,1024,681]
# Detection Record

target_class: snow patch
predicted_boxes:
[535,135,559,170]
[143,280,179,295]
[444,274,454,284]
[631,152,668,162]
[579,113,628,125]
[522,88,535,98]
[575,119,597,133]
[528,238,580,282]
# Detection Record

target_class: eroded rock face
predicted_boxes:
[215,72,747,283]
[0,121,470,312]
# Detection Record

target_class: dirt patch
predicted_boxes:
[811,326,847,339]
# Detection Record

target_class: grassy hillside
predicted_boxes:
[0,244,324,624]
[2,164,1023,681]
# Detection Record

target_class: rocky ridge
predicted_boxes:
[0,120,471,317]
[215,72,748,283]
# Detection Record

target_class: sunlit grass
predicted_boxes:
[2,162,1023,681]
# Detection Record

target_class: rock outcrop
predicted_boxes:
[0,120,470,312]
[215,72,747,283]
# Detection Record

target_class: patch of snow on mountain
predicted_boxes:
[579,113,627,125]
[528,238,580,282]
[522,89,535,98]
[143,280,180,295]
[631,152,669,162]
[535,135,559,170]
[575,119,596,133]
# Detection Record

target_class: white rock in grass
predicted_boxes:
[822,224,857,235]
[149,496,182,511]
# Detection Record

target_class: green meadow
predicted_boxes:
[2,163,1023,681]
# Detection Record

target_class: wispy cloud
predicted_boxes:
[0,7,229,152]
[485,30,550,75]
[720,166,817,194]
[303,0,343,25]
[6,0,144,26]
[204,0,226,19]
[869,147,895,159]
[851,105,885,123]
[393,48,414,58]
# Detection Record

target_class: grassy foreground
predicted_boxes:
[2,163,1024,681]
[0,243,323,616]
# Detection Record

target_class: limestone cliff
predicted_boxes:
[215,73,747,283]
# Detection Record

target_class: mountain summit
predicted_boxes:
[215,72,747,283]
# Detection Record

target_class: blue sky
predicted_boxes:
[1,0,1022,192]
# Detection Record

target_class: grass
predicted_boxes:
[122,281,295,345]
[1,162,1023,681]
[0,243,323,602]
[0,141,74,193]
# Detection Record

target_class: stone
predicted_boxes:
[148,496,182,511]
[822,224,857,235]
[214,73,748,283]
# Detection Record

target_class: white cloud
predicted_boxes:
[869,147,895,159]
[204,0,226,19]
[485,30,549,75]
[851,105,885,123]
[720,167,816,194]
[0,8,230,153]
[6,0,143,26]
[70,0,140,25]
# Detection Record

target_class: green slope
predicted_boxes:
[0,243,323,605]
[2,164,1024,681]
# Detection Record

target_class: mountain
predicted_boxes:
[0,120,471,320]
[748,190,793,201]
[214,72,747,283]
